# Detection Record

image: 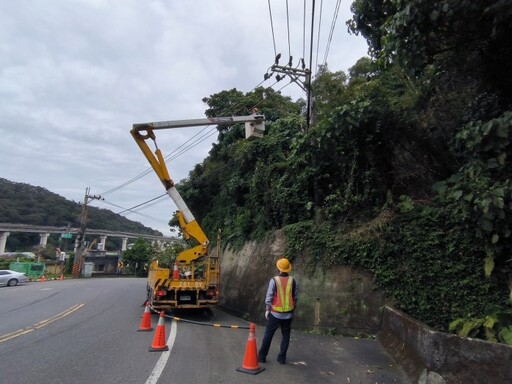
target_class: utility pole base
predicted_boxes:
[72,263,81,278]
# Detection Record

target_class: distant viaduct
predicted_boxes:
[0,223,178,254]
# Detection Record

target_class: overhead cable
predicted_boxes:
[125,196,170,215]
[302,0,306,61]
[315,0,324,75]
[100,127,211,197]
[164,126,217,161]
[267,0,277,57]
[100,78,274,214]
[102,199,169,224]
[100,169,153,197]
[285,0,292,63]
[100,78,270,198]
[116,193,167,215]
[306,0,316,130]
[323,0,341,67]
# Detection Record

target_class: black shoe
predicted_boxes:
[258,357,266,363]
[277,357,286,364]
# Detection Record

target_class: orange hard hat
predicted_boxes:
[276,258,292,273]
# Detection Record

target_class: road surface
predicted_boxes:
[0,277,408,383]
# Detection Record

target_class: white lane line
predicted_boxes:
[145,319,178,384]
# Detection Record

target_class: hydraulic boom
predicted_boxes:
[131,113,265,310]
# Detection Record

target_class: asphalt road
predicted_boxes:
[0,277,409,383]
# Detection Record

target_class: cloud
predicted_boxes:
[0,0,368,234]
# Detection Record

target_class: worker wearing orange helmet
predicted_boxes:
[258,257,298,364]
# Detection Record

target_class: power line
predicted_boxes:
[99,78,274,215]
[306,0,316,130]
[100,127,212,197]
[302,0,306,61]
[108,2,312,215]
[128,197,169,214]
[100,78,271,199]
[267,0,277,57]
[115,82,283,215]
[100,169,153,197]
[274,78,293,95]
[164,127,218,162]
[117,193,167,215]
[92,1,346,230]
[102,199,169,224]
[285,0,292,63]
[315,0,324,74]
[323,0,341,67]
[105,1,345,222]
[264,0,347,96]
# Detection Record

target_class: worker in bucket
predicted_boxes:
[258,257,298,364]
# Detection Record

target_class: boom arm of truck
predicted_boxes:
[130,113,265,264]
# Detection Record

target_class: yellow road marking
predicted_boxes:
[34,304,84,329]
[0,304,84,344]
[0,328,34,343]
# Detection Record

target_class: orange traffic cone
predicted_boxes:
[149,312,169,352]
[236,323,265,375]
[172,262,179,280]
[41,275,46,283]
[138,303,153,332]
[59,274,64,281]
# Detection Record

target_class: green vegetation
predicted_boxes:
[173,1,512,343]
[0,178,161,251]
[449,306,512,344]
[122,238,153,276]
[119,238,184,275]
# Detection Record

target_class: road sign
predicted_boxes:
[61,233,73,239]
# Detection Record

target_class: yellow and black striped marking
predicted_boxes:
[147,304,249,330]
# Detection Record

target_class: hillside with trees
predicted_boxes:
[173,1,512,344]
[0,177,161,251]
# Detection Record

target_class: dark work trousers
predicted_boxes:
[258,313,293,362]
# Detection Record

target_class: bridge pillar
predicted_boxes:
[0,232,10,253]
[39,233,50,247]
[121,237,128,251]
[99,235,107,250]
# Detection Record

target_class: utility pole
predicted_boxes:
[263,0,316,131]
[72,187,103,278]
[265,60,312,130]
[263,0,319,210]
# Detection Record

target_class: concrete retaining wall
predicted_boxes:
[219,230,388,335]
[219,231,512,383]
[378,306,512,384]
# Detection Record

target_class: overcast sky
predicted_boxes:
[0,1,368,235]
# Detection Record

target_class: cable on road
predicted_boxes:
[148,304,250,330]
[146,303,382,333]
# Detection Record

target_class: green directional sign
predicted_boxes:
[61,233,73,239]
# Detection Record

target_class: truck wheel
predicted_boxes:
[7,279,18,287]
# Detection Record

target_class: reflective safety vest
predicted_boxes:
[271,276,295,312]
